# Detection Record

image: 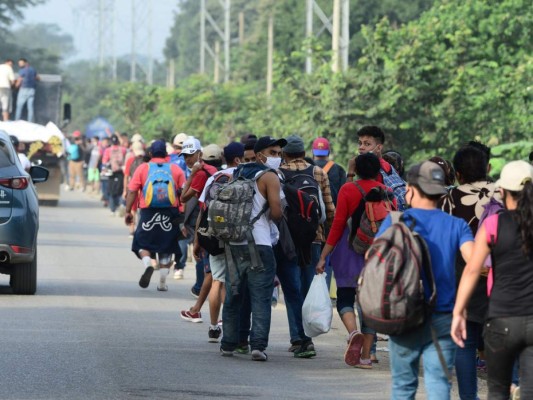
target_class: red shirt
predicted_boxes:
[326,179,396,247]
[128,157,186,208]
[102,145,127,164]
[190,164,218,196]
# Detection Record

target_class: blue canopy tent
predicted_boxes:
[85,117,115,139]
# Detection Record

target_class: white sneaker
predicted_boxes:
[174,269,184,280]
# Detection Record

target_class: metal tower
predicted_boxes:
[200,0,231,83]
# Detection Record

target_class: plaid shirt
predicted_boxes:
[280,159,335,243]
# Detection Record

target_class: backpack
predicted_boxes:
[280,165,326,224]
[349,182,395,254]
[381,165,407,211]
[197,172,232,256]
[478,197,504,296]
[484,213,500,296]
[129,156,145,178]
[358,212,436,336]
[142,162,177,208]
[110,146,125,172]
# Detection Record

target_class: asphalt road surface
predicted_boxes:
[0,189,486,399]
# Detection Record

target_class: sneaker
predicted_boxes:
[288,341,302,353]
[476,356,487,372]
[344,331,364,366]
[251,349,268,361]
[370,353,379,363]
[208,326,222,343]
[235,343,250,354]
[139,266,154,289]
[174,269,184,280]
[294,341,317,359]
[354,357,373,369]
[157,283,168,292]
[220,347,234,357]
[511,385,520,400]
[190,286,200,298]
[180,309,203,323]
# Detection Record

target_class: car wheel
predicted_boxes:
[11,253,37,295]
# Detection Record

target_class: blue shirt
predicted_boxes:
[19,66,38,89]
[377,208,473,312]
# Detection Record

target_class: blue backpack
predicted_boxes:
[142,162,177,208]
[381,165,407,211]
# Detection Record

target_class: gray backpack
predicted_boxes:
[357,212,436,336]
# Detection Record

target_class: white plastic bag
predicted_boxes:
[302,273,332,337]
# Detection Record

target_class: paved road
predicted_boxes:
[0,190,485,399]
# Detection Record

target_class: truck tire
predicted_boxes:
[11,254,37,295]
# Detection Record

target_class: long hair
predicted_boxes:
[509,181,533,256]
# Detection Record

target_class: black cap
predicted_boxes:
[254,136,287,153]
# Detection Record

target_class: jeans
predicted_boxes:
[175,236,192,270]
[389,313,456,400]
[239,281,252,344]
[455,320,483,400]
[15,87,35,122]
[336,287,375,335]
[484,316,533,399]
[109,194,121,213]
[193,253,207,292]
[221,245,276,352]
[274,244,310,344]
[300,242,322,299]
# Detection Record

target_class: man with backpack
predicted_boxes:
[274,134,334,358]
[312,137,346,206]
[67,131,86,191]
[102,135,127,216]
[217,136,284,361]
[123,141,146,238]
[371,160,474,399]
[348,126,407,211]
[124,140,185,291]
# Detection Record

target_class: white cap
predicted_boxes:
[173,133,188,147]
[131,141,145,157]
[131,133,144,143]
[202,144,222,161]
[181,137,202,155]
[495,160,533,192]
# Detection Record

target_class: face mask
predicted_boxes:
[264,156,282,170]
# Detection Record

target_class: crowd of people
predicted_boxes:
[66,126,533,400]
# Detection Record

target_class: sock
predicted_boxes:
[210,324,218,330]
[159,268,169,283]
[142,256,151,269]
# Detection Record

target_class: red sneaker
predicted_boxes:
[344,331,364,366]
[180,309,203,323]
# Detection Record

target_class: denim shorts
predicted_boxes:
[209,253,226,282]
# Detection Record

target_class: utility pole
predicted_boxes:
[199,0,231,82]
[214,41,220,84]
[238,12,245,45]
[266,16,273,96]
[147,0,153,85]
[305,0,350,73]
[130,0,136,82]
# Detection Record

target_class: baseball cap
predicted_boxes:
[202,144,222,161]
[131,133,144,143]
[312,137,330,156]
[223,142,245,161]
[407,161,447,195]
[72,130,81,138]
[254,136,287,153]
[283,135,305,153]
[181,137,202,155]
[150,139,167,157]
[131,141,145,157]
[111,135,120,145]
[173,133,188,147]
[495,160,533,192]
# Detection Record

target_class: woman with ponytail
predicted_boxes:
[452,160,533,399]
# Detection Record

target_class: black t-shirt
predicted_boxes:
[488,211,533,319]
[314,159,346,206]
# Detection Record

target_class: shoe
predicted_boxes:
[511,385,520,400]
[174,269,184,280]
[180,309,203,323]
[294,341,317,359]
[354,357,373,369]
[157,283,168,292]
[128,234,134,239]
[288,341,302,352]
[370,353,379,363]
[235,343,250,354]
[220,347,234,357]
[251,349,268,361]
[208,326,222,343]
[139,266,154,289]
[190,286,200,298]
[344,331,364,366]
[476,356,487,372]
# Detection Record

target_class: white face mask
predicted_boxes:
[264,156,282,170]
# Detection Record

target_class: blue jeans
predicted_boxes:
[193,252,208,292]
[221,245,276,352]
[455,320,483,400]
[274,244,310,344]
[15,87,35,122]
[239,281,252,344]
[175,236,192,270]
[389,313,456,400]
[300,242,322,299]
[109,194,121,213]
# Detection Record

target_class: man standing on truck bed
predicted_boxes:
[0,59,15,121]
[15,58,39,123]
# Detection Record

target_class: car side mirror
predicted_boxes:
[29,165,49,183]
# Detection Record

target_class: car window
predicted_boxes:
[0,139,15,167]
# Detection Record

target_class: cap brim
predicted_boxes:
[275,138,287,148]
[181,149,199,155]
[419,182,447,195]
[313,149,329,156]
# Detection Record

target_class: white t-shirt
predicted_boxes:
[18,153,31,171]
[0,64,15,88]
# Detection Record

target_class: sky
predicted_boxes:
[14,0,179,63]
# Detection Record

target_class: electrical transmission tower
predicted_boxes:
[200,0,231,83]
[130,0,154,84]
[306,0,350,73]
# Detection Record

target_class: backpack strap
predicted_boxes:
[322,160,335,174]
[352,181,367,197]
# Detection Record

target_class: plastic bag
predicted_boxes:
[302,273,333,337]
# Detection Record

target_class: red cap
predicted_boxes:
[312,137,330,156]
[72,130,81,138]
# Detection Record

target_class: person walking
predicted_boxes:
[0,59,15,121]
[452,160,533,400]
[67,131,85,191]
[15,58,39,122]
